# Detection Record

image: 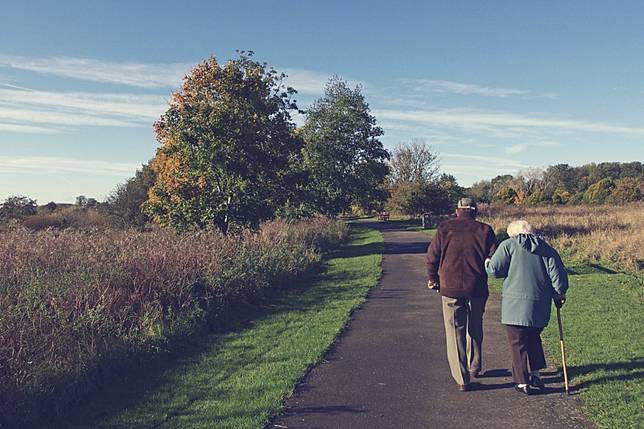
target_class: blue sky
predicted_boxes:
[1,0,643,202]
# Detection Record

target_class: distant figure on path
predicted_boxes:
[426,198,497,391]
[485,220,569,395]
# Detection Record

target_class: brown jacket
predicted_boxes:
[426,217,497,298]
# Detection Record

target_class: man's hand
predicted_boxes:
[553,294,566,308]
[427,280,440,292]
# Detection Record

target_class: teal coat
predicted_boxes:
[486,234,568,327]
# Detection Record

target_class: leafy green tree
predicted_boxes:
[144,52,302,232]
[387,180,423,216]
[608,177,642,203]
[433,173,465,213]
[75,195,98,209]
[488,174,515,202]
[402,178,462,217]
[583,178,615,204]
[542,164,576,198]
[551,186,573,204]
[467,179,493,203]
[301,77,389,216]
[0,195,37,221]
[495,186,518,204]
[525,190,545,205]
[618,161,643,179]
[386,141,439,216]
[106,163,156,227]
[389,140,439,184]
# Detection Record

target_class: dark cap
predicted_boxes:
[457,197,477,209]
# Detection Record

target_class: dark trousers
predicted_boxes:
[505,325,546,385]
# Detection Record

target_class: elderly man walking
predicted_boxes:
[426,198,497,391]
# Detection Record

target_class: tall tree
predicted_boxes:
[389,140,439,184]
[386,142,463,216]
[144,52,302,232]
[386,141,439,215]
[301,77,389,216]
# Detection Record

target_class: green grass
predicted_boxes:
[376,217,437,237]
[45,226,383,429]
[489,269,643,429]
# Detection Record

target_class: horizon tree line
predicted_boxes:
[2,53,642,229]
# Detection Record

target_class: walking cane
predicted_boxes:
[556,306,570,394]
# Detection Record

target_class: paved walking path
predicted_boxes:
[269,223,591,429]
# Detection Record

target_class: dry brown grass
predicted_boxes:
[479,203,643,271]
[0,217,347,425]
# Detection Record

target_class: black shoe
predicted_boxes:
[514,384,533,395]
[529,375,544,389]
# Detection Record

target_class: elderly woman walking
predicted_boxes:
[486,220,568,395]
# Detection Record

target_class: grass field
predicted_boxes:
[45,226,383,429]
[489,271,643,429]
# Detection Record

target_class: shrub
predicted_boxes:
[494,186,518,204]
[583,178,615,204]
[0,195,37,222]
[608,177,643,203]
[20,207,126,231]
[525,190,545,206]
[0,217,346,425]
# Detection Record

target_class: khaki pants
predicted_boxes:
[441,296,487,385]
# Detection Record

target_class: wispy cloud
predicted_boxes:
[440,153,530,180]
[282,68,331,95]
[0,54,192,88]
[0,123,59,133]
[399,79,557,99]
[374,108,644,136]
[0,87,167,132]
[0,106,141,127]
[0,155,139,177]
[0,54,348,95]
[0,82,34,91]
[504,141,559,154]
[0,88,166,120]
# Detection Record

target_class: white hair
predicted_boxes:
[507,220,535,237]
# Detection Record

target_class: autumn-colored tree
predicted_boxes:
[144,52,302,232]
